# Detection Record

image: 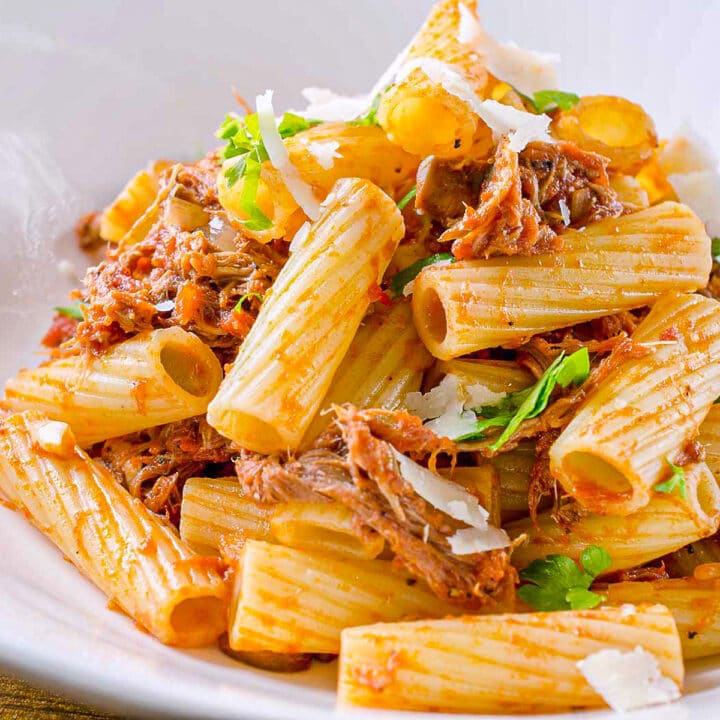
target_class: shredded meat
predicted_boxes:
[528,430,560,525]
[41,314,79,349]
[72,161,286,362]
[464,337,651,457]
[440,138,558,260]
[101,416,233,524]
[427,139,624,260]
[235,406,516,611]
[604,562,669,584]
[75,211,103,250]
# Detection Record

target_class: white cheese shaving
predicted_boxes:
[448,525,510,555]
[457,3,559,95]
[154,299,175,312]
[475,99,552,151]
[668,169,720,237]
[425,409,478,440]
[35,420,76,457]
[390,446,489,527]
[465,383,505,408]
[405,374,462,421]
[576,646,680,712]
[422,524,430,543]
[659,126,718,175]
[297,87,368,122]
[559,199,571,226]
[256,90,320,221]
[288,221,311,254]
[306,140,341,170]
[620,604,637,617]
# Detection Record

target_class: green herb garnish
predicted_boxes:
[234,292,263,313]
[389,253,454,297]
[513,88,580,115]
[456,348,590,447]
[216,111,320,231]
[54,302,84,321]
[397,186,417,211]
[518,545,612,611]
[653,458,687,498]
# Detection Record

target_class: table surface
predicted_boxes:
[0,673,127,719]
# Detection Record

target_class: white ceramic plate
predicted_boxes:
[2,1,720,717]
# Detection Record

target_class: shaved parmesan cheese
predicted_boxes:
[395,58,485,115]
[577,646,680,712]
[659,126,718,175]
[297,87,368,122]
[559,198,571,226]
[620,604,637,617]
[390,447,489,528]
[35,420,76,457]
[668,169,720,237]
[154,299,175,312]
[425,409,478,440]
[475,99,551,151]
[457,3,559,95]
[405,374,462,420]
[288,221,311,254]
[256,90,320,220]
[465,383,505,408]
[306,140,341,170]
[448,525,510,555]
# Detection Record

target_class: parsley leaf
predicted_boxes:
[653,458,687,498]
[397,186,417,211]
[518,545,611,611]
[216,110,319,230]
[712,237,720,262]
[389,253,454,298]
[234,292,263,313]
[349,93,382,127]
[458,347,590,446]
[513,88,580,115]
[54,302,84,321]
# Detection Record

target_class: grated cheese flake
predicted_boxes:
[576,646,680,712]
[448,525,510,555]
[35,420,76,457]
[668,169,720,237]
[306,140,341,170]
[475,99,551,151]
[256,90,320,220]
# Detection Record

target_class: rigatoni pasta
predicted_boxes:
[207,178,404,453]
[338,605,683,713]
[0,412,227,646]
[412,202,710,359]
[2,327,223,447]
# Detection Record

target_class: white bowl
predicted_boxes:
[2,1,720,717]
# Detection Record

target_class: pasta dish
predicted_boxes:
[5,0,720,714]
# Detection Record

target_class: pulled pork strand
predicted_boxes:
[424,138,624,261]
[235,406,516,611]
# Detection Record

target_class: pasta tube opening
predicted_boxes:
[160,341,218,397]
[169,596,227,640]
[560,451,634,507]
[415,286,448,345]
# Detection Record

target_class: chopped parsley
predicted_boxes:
[234,292,263,313]
[653,458,687,498]
[397,186,417,211]
[514,88,580,115]
[216,111,320,231]
[518,545,612,611]
[54,302,84,321]
[456,347,590,448]
[389,252,454,297]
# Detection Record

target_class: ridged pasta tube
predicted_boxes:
[207,178,404,453]
[699,404,720,479]
[0,412,228,646]
[412,202,710,359]
[303,301,431,443]
[3,327,223,447]
[551,292,720,515]
[226,540,458,654]
[507,463,720,572]
[179,477,273,555]
[377,0,491,158]
[338,605,683,713]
